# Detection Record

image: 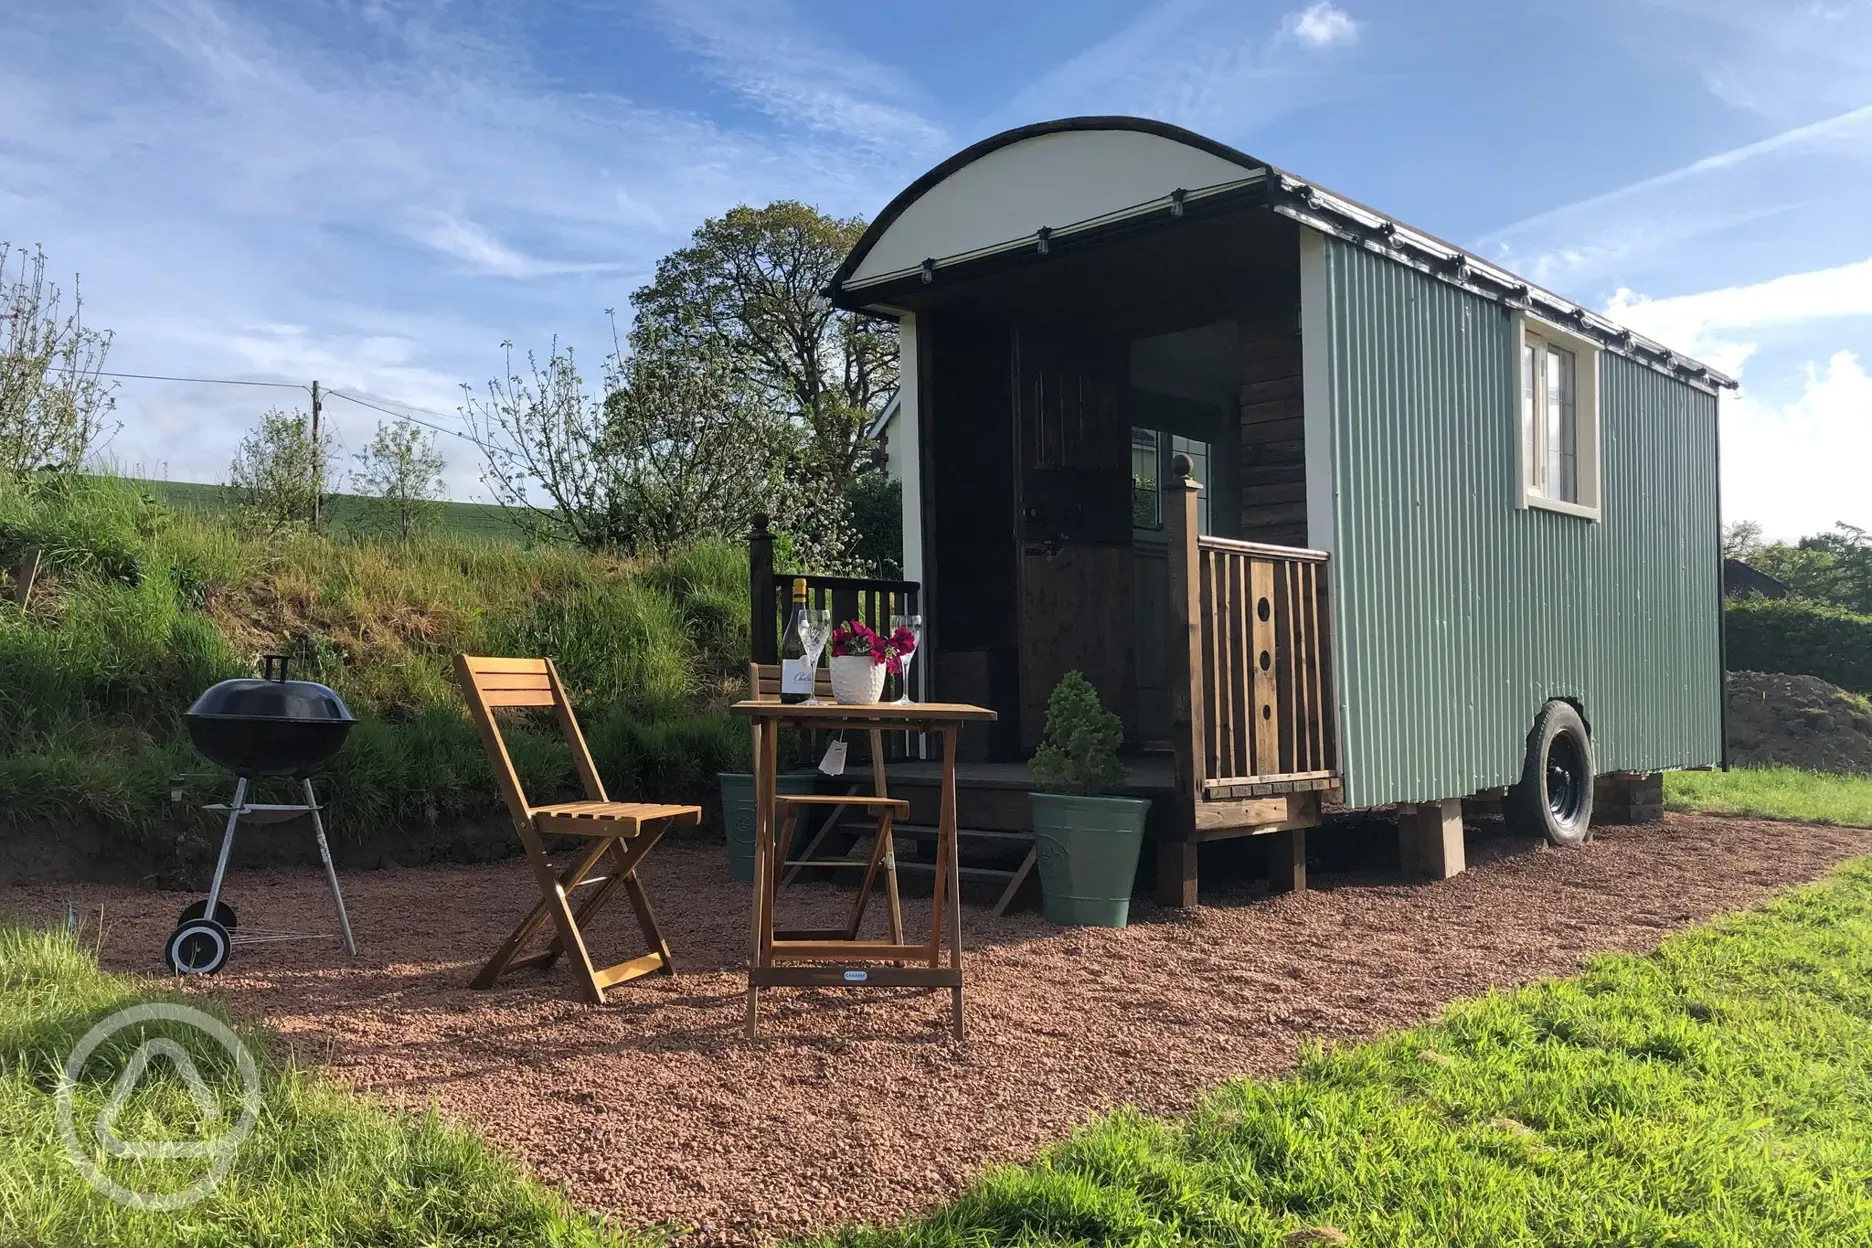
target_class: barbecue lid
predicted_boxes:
[186,654,356,723]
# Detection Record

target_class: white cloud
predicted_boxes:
[1635,0,1872,122]
[1480,103,1872,286]
[1602,257,1872,539]
[405,212,624,279]
[1285,3,1359,49]
[0,0,933,498]
[1001,0,1364,140]
[641,0,947,157]
[1604,255,1872,373]
[1723,351,1872,539]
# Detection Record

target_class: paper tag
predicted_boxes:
[781,657,813,694]
[818,740,848,776]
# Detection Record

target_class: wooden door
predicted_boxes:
[1015,322,1136,749]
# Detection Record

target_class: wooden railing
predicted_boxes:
[1166,465,1337,799]
[747,515,921,668]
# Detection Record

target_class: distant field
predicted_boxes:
[131,478,521,542]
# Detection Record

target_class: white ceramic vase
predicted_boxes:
[829,654,888,704]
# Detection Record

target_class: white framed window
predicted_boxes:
[1516,313,1602,520]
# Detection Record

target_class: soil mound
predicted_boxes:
[1727,671,1872,774]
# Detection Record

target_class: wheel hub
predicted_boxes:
[1546,736,1587,825]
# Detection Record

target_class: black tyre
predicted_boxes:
[165,918,232,975]
[178,899,237,932]
[1505,701,1594,847]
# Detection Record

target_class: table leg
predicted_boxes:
[746,722,778,1038]
[942,725,964,1042]
[871,730,904,947]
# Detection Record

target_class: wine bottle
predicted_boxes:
[779,577,812,701]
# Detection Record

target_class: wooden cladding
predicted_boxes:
[1238,316,1307,546]
[1194,537,1335,789]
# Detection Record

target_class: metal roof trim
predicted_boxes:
[1267,173,1735,393]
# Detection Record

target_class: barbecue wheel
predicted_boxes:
[178,899,238,932]
[166,918,231,976]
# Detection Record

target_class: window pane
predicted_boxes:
[1131,427,1160,528]
[1545,345,1576,503]
[1523,343,1539,493]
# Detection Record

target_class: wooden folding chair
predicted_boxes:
[748,663,906,945]
[456,654,700,1003]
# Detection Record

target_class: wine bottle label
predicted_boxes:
[781,657,813,694]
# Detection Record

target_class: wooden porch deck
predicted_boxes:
[881,756,1177,797]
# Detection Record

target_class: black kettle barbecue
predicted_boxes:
[186,653,356,776]
[166,655,360,975]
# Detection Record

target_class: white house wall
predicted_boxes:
[895,313,924,592]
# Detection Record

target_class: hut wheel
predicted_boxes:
[1504,700,1594,847]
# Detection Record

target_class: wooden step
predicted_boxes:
[892,861,1019,882]
[891,824,1032,843]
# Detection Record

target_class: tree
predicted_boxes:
[350,417,446,541]
[1730,521,1872,615]
[843,473,902,578]
[460,339,632,549]
[600,317,790,557]
[1721,521,1763,562]
[462,317,799,555]
[628,202,897,493]
[0,242,118,474]
[225,407,332,533]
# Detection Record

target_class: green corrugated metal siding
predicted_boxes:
[1320,236,1722,809]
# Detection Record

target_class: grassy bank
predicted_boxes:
[0,923,645,1246]
[1666,766,1872,828]
[132,478,520,544]
[0,472,753,854]
[808,857,1872,1246]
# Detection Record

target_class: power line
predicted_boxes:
[322,388,475,443]
[45,362,477,445]
[52,367,311,390]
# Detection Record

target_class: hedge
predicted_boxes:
[1726,595,1872,694]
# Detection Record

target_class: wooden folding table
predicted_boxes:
[731,700,995,1041]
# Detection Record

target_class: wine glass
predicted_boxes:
[799,608,832,705]
[890,612,924,704]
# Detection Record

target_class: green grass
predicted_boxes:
[804,859,1872,1247]
[0,471,752,850]
[1666,766,1872,828]
[0,923,649,1247]
[133,479,520,543]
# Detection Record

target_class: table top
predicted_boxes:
[729,700,997,724]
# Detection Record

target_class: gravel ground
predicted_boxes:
[7,812,1872,1244]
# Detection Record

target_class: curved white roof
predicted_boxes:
[846,126,1262,286]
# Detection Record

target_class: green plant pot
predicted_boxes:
[1028,791,1152,927]
[718,771,821,882]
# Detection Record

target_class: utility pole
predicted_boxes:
[310,379,322,531]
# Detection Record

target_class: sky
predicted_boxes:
[1,0,1867,541]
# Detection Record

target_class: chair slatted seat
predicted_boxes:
[456,654,699,1003]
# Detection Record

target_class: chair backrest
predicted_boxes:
[456,654,606,832]
[747,662,888,794]
[748,661,832,703]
